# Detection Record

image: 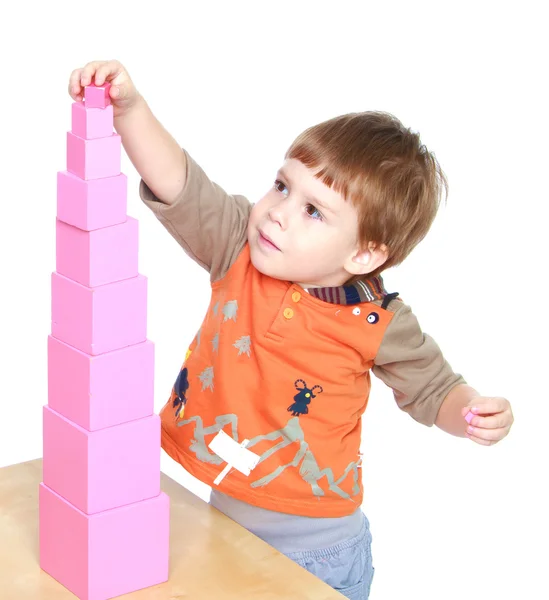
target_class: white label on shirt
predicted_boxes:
[208,430,261,484]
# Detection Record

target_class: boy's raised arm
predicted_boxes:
[69,59,187,205]
[114,95,187,206]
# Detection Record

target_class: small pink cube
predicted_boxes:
[56,217,139,287]
[465,411,475,424]
[43,406,161,514]
[84,82,112,109]
[48,336,154,431]
[72,101,114,140]
[67,131,121,180]
[57,170,127,231]
[39,483,169,600]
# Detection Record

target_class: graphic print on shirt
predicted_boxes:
[233,335,252,357]
[176,413,361,501]
[199,366,214,391]
[172,367,190,420]
[171,298,247,411]
[287,379,323,416]
[169,289,366,503]
[351,305,380,324]
[222,300,238,322]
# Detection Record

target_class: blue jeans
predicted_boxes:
[283,511,374,600]
[210,489,375,599]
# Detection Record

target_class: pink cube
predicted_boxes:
[57,170,127,231]
[84,82,112,109]
[43,406,161,514]
[72,101,114,140]
[56,217,139,287]
[67,132,121,180]
[51,271,147,355]
[48,336,154,431]
[39,483,169,600]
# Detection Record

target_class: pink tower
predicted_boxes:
[39,83,170,599]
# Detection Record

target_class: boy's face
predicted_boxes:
[248,159,374,288]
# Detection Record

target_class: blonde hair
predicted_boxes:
[285,111,448,280]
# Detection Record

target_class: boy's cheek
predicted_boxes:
[248,202,264,226]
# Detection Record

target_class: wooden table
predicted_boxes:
[0,458,343,599]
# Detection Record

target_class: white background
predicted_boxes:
[0,1,546,598]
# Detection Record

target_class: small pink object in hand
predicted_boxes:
[84,82,112,109]
[464,410,475,424]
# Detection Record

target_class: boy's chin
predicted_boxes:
[250,259,283,280]
[250,250,289,281]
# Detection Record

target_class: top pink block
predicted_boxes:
[85,83,112,109]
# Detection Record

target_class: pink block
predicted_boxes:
[465,410,475,424]
[56,217,139,287]
[67,132,121,180]
[43,406,161,514]
[84,82,112,109]
[51,271,147,355]
[57,170,127,231]
[39,483,169,600]
[72,101,114,140]
[48,336,154,431]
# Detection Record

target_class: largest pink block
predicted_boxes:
[43,406,161,514]
[48,336,154,431]
[56,217,139,287]
[39,483,169,600]
[51,272,147,355]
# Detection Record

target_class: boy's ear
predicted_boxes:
[344,242,389,276]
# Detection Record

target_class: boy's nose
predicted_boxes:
[268,204,286,228]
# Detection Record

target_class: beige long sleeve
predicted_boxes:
[372,300,466,426]
[139,148,252,282]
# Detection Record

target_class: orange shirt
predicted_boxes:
[140,149,466,518]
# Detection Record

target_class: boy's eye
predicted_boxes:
[273,179,323,221]
[305,204,323,220]
[273,180,288,194]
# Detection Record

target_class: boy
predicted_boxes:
[68,60,514,600]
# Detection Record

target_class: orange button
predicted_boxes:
[283,308,294,319]
[292,291,301,303]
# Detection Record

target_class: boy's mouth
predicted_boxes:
[258,229,280,251]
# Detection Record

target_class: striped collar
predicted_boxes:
[303,275,388,305]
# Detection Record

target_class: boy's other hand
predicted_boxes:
[68,60,140,118]
[462,398,514,446]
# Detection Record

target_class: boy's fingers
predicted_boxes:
[470,398,507,415]
[114,83,128,99]
[80,60,106,86]
[68,68,83,99]
[468,413,509,429]
[69,60,130,105]
[94,60,122,86]
[466,425,509,443]
[465,431,499,446]
[93,65,111,87]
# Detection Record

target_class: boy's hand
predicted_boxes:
[461,398,514,446]
[68,60,140,118]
